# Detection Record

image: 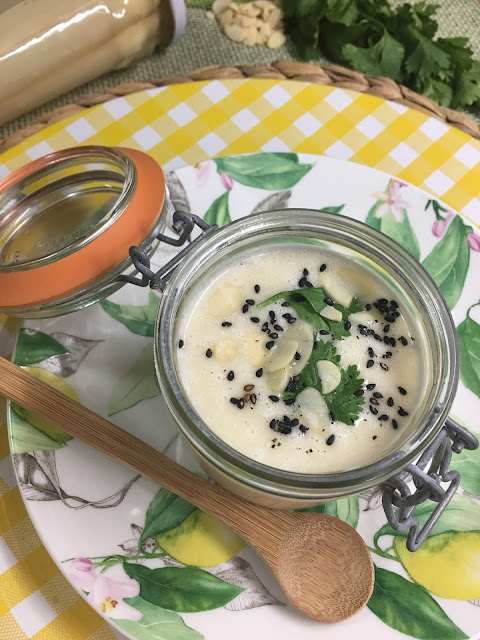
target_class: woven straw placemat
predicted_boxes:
[1,61,479,155]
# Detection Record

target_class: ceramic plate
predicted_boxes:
[9,153,480,640]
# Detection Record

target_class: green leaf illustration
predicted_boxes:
[123,563,243,612]
[108,343,159,416]
[214,153,313,190]
[422,215,470,309]
[139,487,196,549]
[457,302,480,399]
[368,567,468,640]
[374,494,480,547]
[10,410,65,454]
[14,328,68,366]
[321,204,345,213]
[100,290,160,337]
[380,209,421,261]
[365,200,383,230]
[450,442,480,495]
[203,191,231,227]
[117,596,203,640]
[299,496,359,529]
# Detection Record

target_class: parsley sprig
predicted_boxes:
[257,287,362,340]
[280,0,480,109]
[284,341,365,425]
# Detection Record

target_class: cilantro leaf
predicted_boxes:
[326,0,359,26]
[343,31,405,82]
[284,341,365,425]
[451,61,480,108]
[257,288,363,340]
[404,30,450,78]
[421,78,452,107]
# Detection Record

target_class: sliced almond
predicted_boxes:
[246,333,267,366]
[266,367,290,393]
[320,306,342,322]
[244,26,259,45]
[214,339,237,362]
[316,360,341,395]
[220,8,234,26]
[267,30,285,48]
[320,275,353,308]
[350,311,376,324]
[212,0,231,15]
[265,338,298,372]
[225,23,244,40]
[207,285,242,317]
[296,387,330,431]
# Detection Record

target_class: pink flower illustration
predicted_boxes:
[220,172,234,191]
[67,557,141,621]
[195,160,213,186]
[468,232,480,252]
[373,179,409,222]
[432,209,455,237]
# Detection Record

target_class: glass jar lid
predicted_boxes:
[0,145,166,311]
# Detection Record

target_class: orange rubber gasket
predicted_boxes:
[0,146,165,308]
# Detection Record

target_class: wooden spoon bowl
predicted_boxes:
[0,356,374,623]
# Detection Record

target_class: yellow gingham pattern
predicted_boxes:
[0,79,479,640]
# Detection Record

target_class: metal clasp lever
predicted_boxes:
[119,211,217,291]
[381,418,479,551]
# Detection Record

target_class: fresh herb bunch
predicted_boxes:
[280,0,480,109]
[257,287,363,339]
[284,340,365,424]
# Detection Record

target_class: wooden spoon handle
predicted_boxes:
[0,356,288,550]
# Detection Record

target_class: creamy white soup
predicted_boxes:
[175,241,432,474]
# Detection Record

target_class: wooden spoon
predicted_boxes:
[0,356,374,623]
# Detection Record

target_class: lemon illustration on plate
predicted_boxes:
[156,509,246,567]
[12,367,78,443]
[394,531,480,600]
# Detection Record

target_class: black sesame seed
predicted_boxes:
[399,336,408,346]
[270,419,277,429]
[282,313,291,321]
[299,424,309,433]
[269,395,280,402]
[372,435,377,440]
[380,362,389,371]
[379,414,388,421]
[383,324,390,333]
[250,317,260,323]
[370,398,379,406]
[305,281,313,288]
[227,371,234,381]
[178,339,184,349]
[329,411,336,422]
[367,359,374,368]
[366,383,376,390]
[325,297,335,306]
[206,348,212,358]
[287,317,296,324]
[326,435,335,446]
[390,300,398,308]
[230,397,238,404]
[222,321,232,327]
[266,340,275,350]
[320,263,327,272]
[378,298,388,305]
[354,389,364,396]
[370,405,378,415]
[360,327,368,336]
[366,303,372,311]
[281,301,290,307]
[281,426,292,435]
[256,368,263,377]
[269,310,276,321]
[398,407,409,417]
[319,329,330,335]
[242,304,249,313]
[313,341,318,350]
[392,419,399,429]
[387,397,394,407]
[383,335,390,345]
[274,324,283,332]
[291,418,299,427]
[374,333,382,341]
[284,398,295,406]
[398,386,407,395]
[384,316,395,323]
[269,332,279,339]
[368,347,375,358]
[389,337,396,347]
[298,277,306,287]
[344,320,352,331]
[294,352,301,361]
[373,392,383,398]
[237,399,245,409]
[246,299,254,306]
[254,284,260,293]
[261,322,269,332]
[383,351,392,359]
[391,311,400,318]
[303,268,309,276]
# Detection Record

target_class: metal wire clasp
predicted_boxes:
[119,211,217,290]
[381,417,478,551]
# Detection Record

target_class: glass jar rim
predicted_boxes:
[155,209,458,496]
